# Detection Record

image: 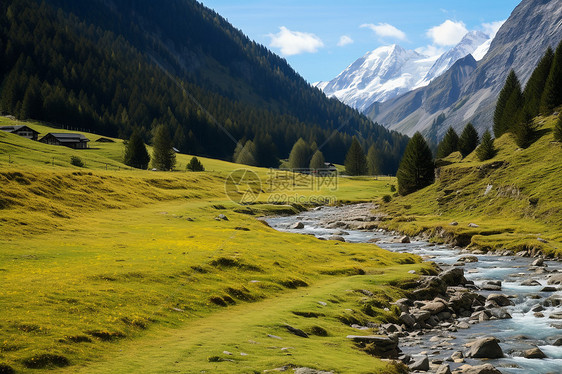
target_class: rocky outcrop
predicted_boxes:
[346,335,400,359]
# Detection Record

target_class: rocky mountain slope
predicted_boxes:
[366,0,562,138]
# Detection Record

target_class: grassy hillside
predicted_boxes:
[0,117,421,373]
[379,113,562,256]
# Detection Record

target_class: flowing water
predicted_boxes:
[266,206,562,374]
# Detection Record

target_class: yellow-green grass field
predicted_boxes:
[0,117,421,373]
[379,113,562,256]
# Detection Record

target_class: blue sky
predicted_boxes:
[199,0,521,83]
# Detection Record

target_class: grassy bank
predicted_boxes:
[0,117,422,373]
[378,113,562,257]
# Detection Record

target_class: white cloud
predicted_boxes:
[415,45,445,58]
[337,35,354,47]
[426,20,468,46]
[360,23,407,41]
[268,26,324,56]
[482,20,505,38]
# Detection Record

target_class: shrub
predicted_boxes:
[70,156,84,167]
[186,156,205,171]
[390,185,396,192]
[382,195,392,203]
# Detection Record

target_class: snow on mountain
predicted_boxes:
[418,31,490,86]
[316,31,493,111]
[315,44,438,111]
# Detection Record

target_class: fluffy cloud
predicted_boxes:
[415,45,446,58]
[337,35,354,47]
[268,26,324,56]
[426,20,468,46]
[360,23,407,41]
[482,20,505,38]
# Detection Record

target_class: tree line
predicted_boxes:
[0,0,409,172]
[395,40,562,196]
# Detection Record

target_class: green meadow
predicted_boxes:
[0,117,422,373]
[380,113,562,256]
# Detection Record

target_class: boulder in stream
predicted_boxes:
[523,347,547,359]
[409,355,429,371]
[455,364,502,374]
[466,337,504,358]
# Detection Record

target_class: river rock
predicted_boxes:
[421,299,448,315]
[409,356,429,371]
[466,337,504,358]
[399,312,415,328]
[486,294,513,307]
[521,279,541,286]
[523,347,547,359]
[328,235,345,242]
[291,222,304,229]
[412,277,448,300]
[455,364,502,374]
[439,268,466,286]
[346,335,400,358]
[531,258,545,267]
[552,338,562,346]
[449,292,475,312]
[436,364,452,374]
[458,255,478,263]
[481,280,502,291]
[488,308,511,319]
[547,273,562,285]
[543,294,562,307]
[549,312,562,319]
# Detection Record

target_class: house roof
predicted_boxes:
[0,125,40,134]
[41,133,90,143]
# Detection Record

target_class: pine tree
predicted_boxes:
[309,149,325,170]
[494,70,521,137]
[476,130,496,161]
[436,127,459,159]
[502,83,524,134]
[554,114,562,142]
[186,156,205,171]
[541,40,562,114]
[523,47,554,117]
[514,110,537,149]
[367,144,382,176]
[344,137,367,175]
[396,132,434,196]
[288,138,311,169]
[123,130,150,169]
[235,140,257,166]
[458,123,479,157]
[20,79,42,120]
[151,124,176,170]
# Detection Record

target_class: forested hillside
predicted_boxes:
[0,0,408,171]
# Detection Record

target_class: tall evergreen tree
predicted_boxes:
[523,47,554,117]
[476,130,496,161]
[124,130,150,169]
[344,137,367,176]
[367,144,382,176]
[458,123,479,157]
[541,40,562,114]
[515,110,537,149]
[436,127,459,159]
[494,70,521,137]
[151,124,176,170]
[502,81,524,134]
[396,132,435,196]
[309,149,325,170]
[554,113,562,142]
[235,140,258,166]
[288,138,312,169]
[20,78,42,120]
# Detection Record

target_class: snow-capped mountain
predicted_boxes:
[315,45,438,111]
[316,31,493,111]
[419,31,490,86]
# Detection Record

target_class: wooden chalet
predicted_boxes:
[0,125,40,141]
[39,133,90,149]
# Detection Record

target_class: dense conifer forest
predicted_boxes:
[0,0,409,172]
